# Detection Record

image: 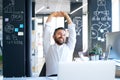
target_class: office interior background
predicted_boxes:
[0,0,120,77]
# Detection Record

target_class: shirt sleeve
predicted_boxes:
[66,23,76,51]
[43,22,52,57]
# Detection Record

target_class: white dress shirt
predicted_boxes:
[43,22,76,76]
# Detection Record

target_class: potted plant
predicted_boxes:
[89,44,103,60]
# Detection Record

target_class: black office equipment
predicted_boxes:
[105,31,120,60]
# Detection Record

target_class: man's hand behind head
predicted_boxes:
[50,12,64,17]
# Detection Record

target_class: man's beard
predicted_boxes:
[54,37,65,45]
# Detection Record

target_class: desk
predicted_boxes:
[3,77,57,80]
[2,77,120,80]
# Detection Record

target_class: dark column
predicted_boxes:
[25,0,32,77]
[3,0,32,77]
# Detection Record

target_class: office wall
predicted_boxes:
[112,0,120,32]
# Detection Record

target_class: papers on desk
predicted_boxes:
[47,77,57,80]
[74,57,89,62]
[74,54,89,62]
[78,52,89,61]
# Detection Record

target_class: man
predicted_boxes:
[43,11,76,76]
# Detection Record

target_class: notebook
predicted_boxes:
[58,60,116,80]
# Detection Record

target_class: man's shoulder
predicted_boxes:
[68,23,75,28]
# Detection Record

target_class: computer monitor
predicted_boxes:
[105,31,120,60]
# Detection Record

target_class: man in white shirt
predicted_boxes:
[43,11,76,76]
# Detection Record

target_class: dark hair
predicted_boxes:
[53,27,65,35]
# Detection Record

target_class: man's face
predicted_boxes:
[53,29,66,45]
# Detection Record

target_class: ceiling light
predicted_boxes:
[35,6,45,14]
[76,0,79,2]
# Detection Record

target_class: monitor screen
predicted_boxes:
[105,31,120,60]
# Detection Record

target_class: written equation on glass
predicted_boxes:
[91,22,111,42]
[3,0,24,45]
[73,17,82,36]
[91,0,112,42]
[4,23,24,45]
[4,0,15,13]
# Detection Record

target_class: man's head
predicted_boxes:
[53,27,67,45]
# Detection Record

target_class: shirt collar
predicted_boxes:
[54,43,64,48]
